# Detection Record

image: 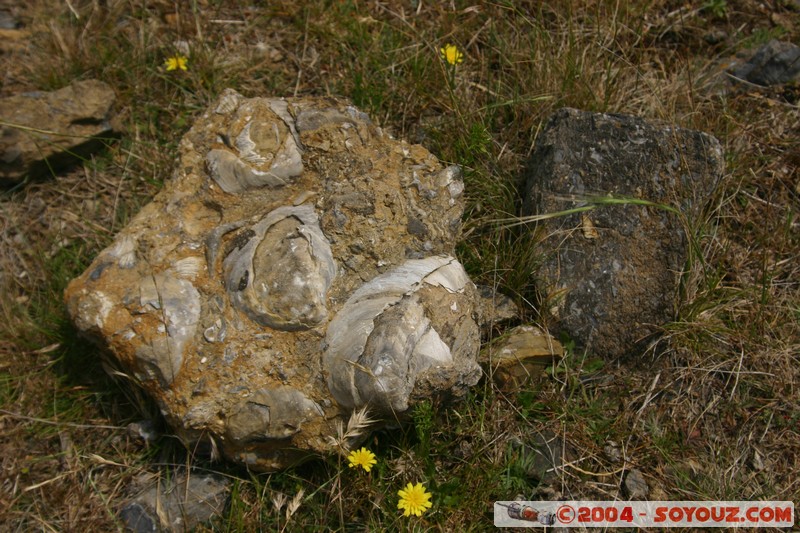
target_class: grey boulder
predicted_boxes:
[729,39,800,87]
[523,108,724,358]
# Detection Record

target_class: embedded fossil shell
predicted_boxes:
[206,98,303,194]
[171,256,204,280]
[222,204,336,330]
[214,88,241,115]
[107,234,137,269]
[435,165,465,206]
[324,255,473,413]
[134,273,200,386]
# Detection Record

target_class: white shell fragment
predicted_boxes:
[108,234,137,269]
[134,273,200,386]
[214,88,241,115]
[65,91,479,472]
[324,256,474,412]
[171,256,204,280]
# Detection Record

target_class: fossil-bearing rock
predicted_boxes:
[65,90,481,471]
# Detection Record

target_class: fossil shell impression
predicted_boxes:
[134,273,201,386]
[324,255,475,413]
[226,386,324,441]
[221,204,336,330]
[206,96,303,193]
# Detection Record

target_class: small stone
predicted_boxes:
[729,40,800,86]
[476,285,519,328]
[255,42,284,62]
[624,469,649,499]
[604,440,622,463]
[770,12,795,32]
[481,325,563,391]
[119,502,156,533]
[751,448,765,471]
[703,29,727,45]
[0,80,117,184]
[126,420,159,445]
[120,471,229,532]
[0,10,20,30]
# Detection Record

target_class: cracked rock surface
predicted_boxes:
[65,90,481,471]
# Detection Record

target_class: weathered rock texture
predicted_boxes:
[0,79,116,184]
[524,108,724,359]
[65,90,481,471]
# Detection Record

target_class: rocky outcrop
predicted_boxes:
[524,108,724,359]
[65,90,482,471]
[0,79,117,184]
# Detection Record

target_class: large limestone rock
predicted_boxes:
[524,108,723,359]
[0,79,116,184]
[65,90,481,471]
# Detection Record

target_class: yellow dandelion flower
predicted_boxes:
[397,482,433,517]
[165,55,188,71]
[440,44,464,65]
[347,447,377,472]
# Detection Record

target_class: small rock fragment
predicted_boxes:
[481,325,563,391]
[623,469,649,499]
[729,40,800,87]
[126,420,159,446]
[119,501,156,533]
[603,440,622,463]
[476,285,519,329]
[0,80,117,184]
[119,471,229,532]
[751,448,765,471]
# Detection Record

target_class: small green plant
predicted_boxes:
[703,0,728,18]
[500,442,540,493]
[411,399,435,455]
[516,390,548,421]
